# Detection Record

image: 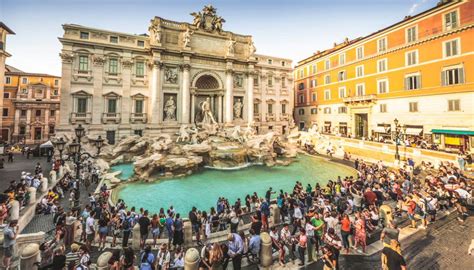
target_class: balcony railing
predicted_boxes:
[343,94,377,103]
[266,113,275,122]
[71,112,92,124]
[130,113,147,123]
[102,112,121,124]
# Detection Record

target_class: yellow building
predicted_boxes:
[0,22,15,143]
[3,65,61,144]
[294,0,474,152]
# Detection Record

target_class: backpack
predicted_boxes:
[122,218,131,231]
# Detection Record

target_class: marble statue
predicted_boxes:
[190,5,225,32]
[231,125,243,143]
[165,68,178,84]
[234,75,243,88]
[233,98,243,119]
[176,124,190,143]
[200,97,217,125]
[227,37,236,55]
[243,122,256,141]
[149,23,161,44]
[183,29,193,48]
[164,96,177,121]
[214,16,225,32]
[249,41,256,56]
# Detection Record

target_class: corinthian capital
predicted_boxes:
[179,64,191,71]
[59,52,74,63]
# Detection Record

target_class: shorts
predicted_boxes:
[99,227,108,236]
[192,224,200,233]
[3,246,13,257]
[152,228,160,236]
[87,233,95,242]
[141,234,148,241]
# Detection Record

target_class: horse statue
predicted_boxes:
[176,124,190,143]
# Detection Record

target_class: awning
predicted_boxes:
[431,129,474,136]
[373,126,389,133]
[40,140,54,148]
[405,128,423,136]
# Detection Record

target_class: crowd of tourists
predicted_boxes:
[2,148,472,270]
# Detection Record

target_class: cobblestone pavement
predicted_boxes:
[0,153,51,192]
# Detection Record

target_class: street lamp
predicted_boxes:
[393,118,407,161]
[93,135,104,156]
[53,137,66,162]
[75,124,86,140]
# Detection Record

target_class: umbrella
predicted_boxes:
[40,140,54,149]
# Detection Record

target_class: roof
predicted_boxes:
[0,22,15,34]
[296,0,459,66]
[5,65,60,78]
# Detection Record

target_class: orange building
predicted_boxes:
[2,65,61,144]
[0,22,15,144]
[294,0,474,152]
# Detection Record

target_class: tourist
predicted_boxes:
[321,246,337,270]
[165,212,175,247]
[151,214,161,247]
[340,213,352,254]
[65,243,81,269]
[381,240,407,270]
[227,233,244,270]
[208,243,224,269]
[381,221,400,247]
[0,201,8,225]
[189,206,201,245]
[173,213,184,248]
[260,199,270,231]
[110,214,121,247]
[248,228,261,259]
[139,245,155,270]
[108,250,121,270]
[2,220,18,270]
[297,228,307,266]
[121,247,135,270]
[311,212,325,256]
[269,226,285,266]
[324,227,342,269]
[280,223,296,263]
[97,212,109,251]
[85,211,96,250]
[78,245,91,270]
[122,211,133,247]
[156,243,171,270]
[139,210,151,249]
[172,246,185,269]
[353,211,367,254]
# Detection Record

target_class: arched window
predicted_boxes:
[195,75,220,89]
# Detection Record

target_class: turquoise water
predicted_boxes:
[111,163,135,180]
[114,155,356,214]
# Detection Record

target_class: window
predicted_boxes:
[448,99,460,111]
[77,98,88,113]
[380,104,387,113]
[405,74,421,90]
[135,100,143,113]
[5,76,11,84]
[21,88,28,94]
[19,126,26,135]
[108,99,117,113]
[298,95,304,103]
[3,92,10,99]
[281,104,287,114]
[267,76,273,87]
[444,10,458,30]
[442,66,464,86]
[405,50,418,66]
[110,36,118,43]
[298,83,305,90]
[54,79,59,86]
[311,92,317,102]
[35,110,41,117]
[109,58,119,75]
[339,53,346,65]
[338,71,346,81]
[338,87,346,98]
[377,79,389,94]
[406,26,417,43]
[356,65,364,78]
[253,77,259,86]
[253,103,259,114]
[281,77,286,88]
[281,61,286,67]
[267,103,273,114]
[311,108,317,114]
[324,107,331,114]
[267,59,273,65]
[311,64,317,74]
[356,83,365,96]
[324,75,331,84]
[21,110,26,117]
[377,59,387,73]
[298,109,305,115]
[135,62,145,77]
[310,79,316,88]
[356,46,364,60]
[78,55,89,72]
[377,37,387,52]
[137,40,145,47]
[409,102,418,112]
[22,77,28,84]
[106,130,116,145]
[2,108,8,117]
[324,89,331,100]
[134,130,143,136]
[80,31,89,39]
[53,89,59,96]
[325,60,330,70]
[338,106,347,114]
[444,38,460,58]
[50,110,55,116]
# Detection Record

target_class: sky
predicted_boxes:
[1,0,438,76]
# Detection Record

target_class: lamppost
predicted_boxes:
[386,118,407,161]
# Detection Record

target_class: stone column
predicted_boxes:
[97,251,113,270]
[26,109,31,139]
[27,187,37,206]
[58,51,74,128]
[247,72,254,124]
[225,69,234,124]
[217,94,223,123]
[181,64,191,124]
[184,248,200,270]
[92,51,105,126]
[184,221,193,248]
[20,243,40,270]
[259,232,273,269]
[44,109,50,139]
[150,60,162,125]
[190,90,196,124]
[132,223,141,250]
[10,200,20,222]
[121,57,132,127]
[13,109,20,139]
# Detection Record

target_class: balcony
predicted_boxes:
[266,113,275,122]
[343,94,377,104]
[281,114,290,121]
[102,112,121,124]
[130,113,148,123]
[253,113,261,121]
[71,112,92,124]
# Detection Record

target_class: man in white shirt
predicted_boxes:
[85,211,95,249]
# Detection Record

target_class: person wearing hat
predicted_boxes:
[3,220,18,269]
[65,243,81,268]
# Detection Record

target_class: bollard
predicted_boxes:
[27,187,37,205]
[49,170,57,185]
[58,166,64,179]
[9,200,20,221]
[380,204,393,227]
[260,232,273,269]
[40,177,48,193]
[183,221,193,248]
[271,206,281,226]
[97,251,113,270]
[20,243,40,270]
[132,223,141,250]
[184,248,200,270]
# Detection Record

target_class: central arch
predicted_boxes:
[191,71,225,124]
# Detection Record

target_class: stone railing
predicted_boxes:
[102,112,121,124]
[130,113,148,123]
[71,112,92,124]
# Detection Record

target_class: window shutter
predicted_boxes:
[441,70,446,86]
[417,75,421,89]
[459,68,464,83]
[404,77,408,90]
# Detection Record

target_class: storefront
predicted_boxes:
[324,121,331,134]
[372,125,391,142]
[339,122,348,136]
[432,129,474,152]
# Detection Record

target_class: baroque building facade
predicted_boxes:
[294,0,473,152]
[57,6,293,144]
[2,65,61,144]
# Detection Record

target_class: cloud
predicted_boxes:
[408,0,428,15]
